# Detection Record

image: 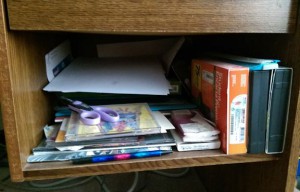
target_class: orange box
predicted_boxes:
[192,59,249,154]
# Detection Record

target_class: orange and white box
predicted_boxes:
[192,59,249,154]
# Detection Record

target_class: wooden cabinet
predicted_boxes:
[1,1,299,191]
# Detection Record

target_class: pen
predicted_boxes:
[72,150,172,164]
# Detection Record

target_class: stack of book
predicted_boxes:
[170,110,221,151]
[27,103,176,163]
[191,53,293,154]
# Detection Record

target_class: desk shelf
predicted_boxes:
[1,1,300,191]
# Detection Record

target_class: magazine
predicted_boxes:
[64,103,161,141]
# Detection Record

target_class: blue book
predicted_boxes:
[205,52,279,70]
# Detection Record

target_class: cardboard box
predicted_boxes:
[192,59,249,154]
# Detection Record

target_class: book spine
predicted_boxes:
[176,141,221,151]
[55,118,69,142]
[247,70,271,154]
[215,67,249,154]
[266,68,292,154]
[182,135,219,143]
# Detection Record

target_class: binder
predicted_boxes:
[266,68,293,154]
[247,70,271,153]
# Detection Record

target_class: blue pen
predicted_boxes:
[72,150,172,164]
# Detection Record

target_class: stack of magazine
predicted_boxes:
[170,110,221,151]
[27,103,176,163]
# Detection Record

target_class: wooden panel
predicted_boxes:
[0,0,23,182]
[6,0,298,34]
[0,20,67,181]
[2,32,61,182]
[281,11,300,191]
[6,32,64,166]
[22,151,279,181]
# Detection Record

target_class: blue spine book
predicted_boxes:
[204,52,279,70]
[266,68,292,154]
[248,70,271,153]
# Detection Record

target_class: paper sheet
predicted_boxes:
[43,57,170,95]
[152,111,175,133]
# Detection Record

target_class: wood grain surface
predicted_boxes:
[0,0,23,182]
[6,0,298,34]
[281,10,300,191]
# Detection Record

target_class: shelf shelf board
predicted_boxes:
[22,150,279,180]
[6,0,297,34]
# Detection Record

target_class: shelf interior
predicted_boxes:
[2,30,298,183]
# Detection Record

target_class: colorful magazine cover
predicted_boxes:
[64,103,161,141]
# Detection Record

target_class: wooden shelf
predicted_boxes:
[22,150,279,180]
[6,0,297,34]
[1,1,300,191]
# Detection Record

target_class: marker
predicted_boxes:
[72,150,172,164]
